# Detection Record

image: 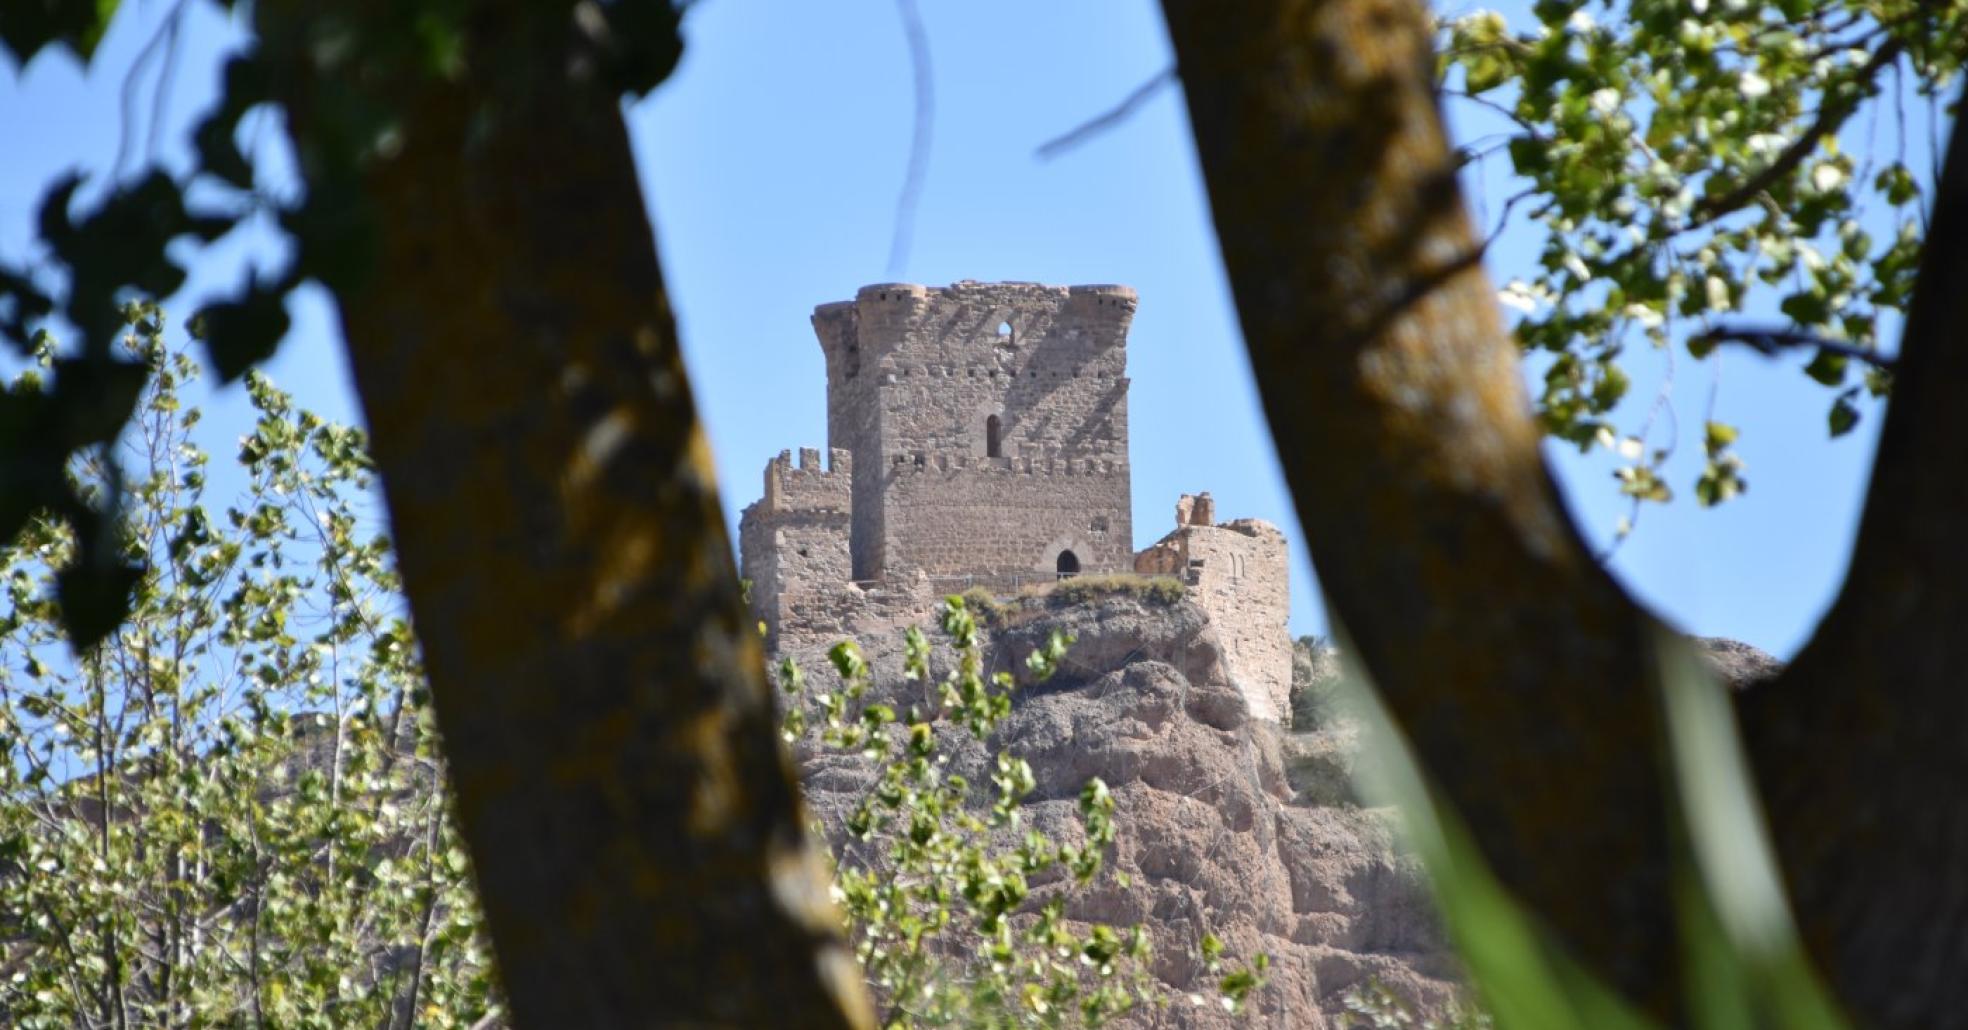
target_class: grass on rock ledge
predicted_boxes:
[961,574,1186,627]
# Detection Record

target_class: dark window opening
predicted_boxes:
[1056,550,1080,579]
[986,414,1002,458]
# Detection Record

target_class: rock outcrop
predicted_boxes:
[1698,636,1784,689]
[780,593,1459,1028]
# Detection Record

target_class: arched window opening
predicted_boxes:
[997,320,1014,344]
[1056,550,1080,580]
[986,414,1003,458]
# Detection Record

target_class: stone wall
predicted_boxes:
[738,448,854,647]
[811,281,1135,581]
[1137,495,1293,723]
[878,456,1131,583]
[769,577,945,652]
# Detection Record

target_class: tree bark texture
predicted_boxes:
[1739,92,1968,1028]
[1159,0,1683,1010]
[254,3,873,1026]
[1162,1,1968,1024]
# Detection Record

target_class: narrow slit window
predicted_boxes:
[986,414,1002,458]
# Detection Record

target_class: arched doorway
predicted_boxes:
[1056,550,1080,579]
[986,414,1003,458]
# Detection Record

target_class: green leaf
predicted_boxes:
[589,0,686,98]
[1779,290,1831,329]
[1509,136,1551,176]
[193,275,293,384]
[191,55,272,191]
[1590,363,1629,411]
[1703,421,1738,459]
[55,554,141,652]
[1200,932,1224,963]
[1875,163,1919,206]
[1465,52,1509,94]
[50,357,147,449]
[1863,366,1893,398]
[1803,349,1848,387]
[1828,393,1860,437]
[0,0,119,66]
[0,265,53,353]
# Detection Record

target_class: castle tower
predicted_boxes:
[811,281,1135,585]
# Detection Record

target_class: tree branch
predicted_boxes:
[1691,326,1898,370]
[1035,68,1177,160]
[886,0,933,278]
[1690,38,1904,224]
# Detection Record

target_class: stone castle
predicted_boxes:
[740,281,1294,722]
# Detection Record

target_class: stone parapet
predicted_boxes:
[759,447,852,515]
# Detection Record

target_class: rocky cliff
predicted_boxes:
[779,591,1461,1028]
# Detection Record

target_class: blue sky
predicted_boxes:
[2,0,1940,657]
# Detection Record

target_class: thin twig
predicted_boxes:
[1035,67,1177,161]
[113,0,194,181]
[1441,86,1550,141]
[886,0,934,278]
[146,6,187,166]
[1483,188,1538,250]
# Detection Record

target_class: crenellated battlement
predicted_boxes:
[815,282,1135,376]
[759,447,852,515]
[883,453,1129,477]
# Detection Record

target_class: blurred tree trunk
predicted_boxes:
[1737,89,1968,1027]
[1158,0,1679,1008]
[253,3,872,1027]
[1162,0,1968,1023]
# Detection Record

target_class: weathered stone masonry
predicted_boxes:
[1136,494,1293,723]
[741,281,1296,722]
[812,280,1134,582]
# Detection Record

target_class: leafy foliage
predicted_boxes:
[0,324,499,1028]
[1443,0,1965,513]
[0,327,1264,1025]
[0,0,119,67]
[1341,979,1493,1029]
[957,576,1186,631]
[780,597,1267,1026]
[1289,635,1345,730]
[0,0,690,647]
